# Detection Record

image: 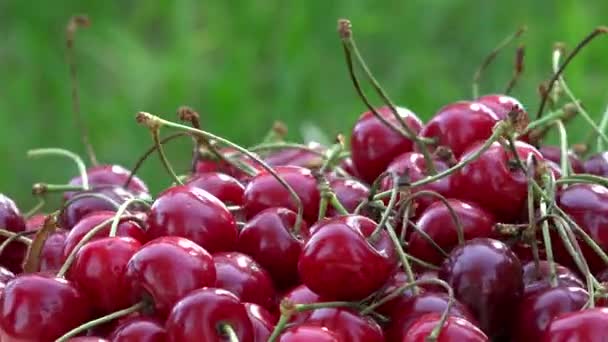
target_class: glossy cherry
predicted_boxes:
[477,94,526,120]
[522,260,584,295]
[0,194,27,273]
[237,208,309,289]
[439,238,523,338]
[539,145,584,173]
[0,266,14,297]
[280,284,322,323]
[409,199,496,265]
[264,143,325,169]
[403,313,488,342]
[278,324,341,342]
[165,287,254,342]
[125,236,216,317]
[147,185,237,253]
[185,172,245,205]
[109,317,167,342]
[243,166,321,225]
[195,147,262,181]
[67,164,149,199]
[244,303,275,342]
[38,229,69,272]
[304,307,384,342]
[298,215,397,301]
[350,105,423,184]
[541,307,608,341]
[326,178,369,217]
[213,252,277,310]
[584,151,608,177]
[0,274,91,341]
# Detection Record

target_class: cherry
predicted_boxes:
[350,105,423,184]
[513,285,588,341]
[195,147,262,181]
[243,166,321,225]
[326,178,369,217]
[439,238,523,339]
[68,337,108,342]
[39,229,69,273]
[278,324,341,342]
[0,194,27,273]
[477,93,526,120]
[68,236,141,314]
[0,267,14,298]
[126,236,216,317]
[403,313,489,342]
[264,143,325,169]
[245,303,275,342]
[408,199,496,265]
[237,208,309,289]
[584,151,608,177]
[109,317,167,342]
[541,307,608,341]
[522,260,584,295]
[147,185,237,253]
[298,215,397,300]
[452,140,543,221]
[376,271,445,315]
[539,145,584,173]
[0,274,91,341]
[165,287,254,342]
[213,252,277,310]
[338,157,360,179]
[66,164,149,199]
[304,307,384,342]
[419,101,499,157]
[25,213,47,231]
[185,172,245,205]
[280,284,321,323]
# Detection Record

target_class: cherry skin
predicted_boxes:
[419,101,499,157]
[244,303,275,342]
[280,284,321,323]
[125,236,216,317]
[522,260,584,295]
[109,317,167,342]
[25,213,46,231]
[146,185,237,253]
[165,287,254,342]
[185,172,245,205]
[67,164,149,198]
[0,274,91,341]
[403,313,488,342]
[303,307,384,342]
[584,151,608,177]
[439,238,523,339]
[38,229,68,273]
[237,208,309,289]
[541,307,608,341]
[452,140,543,221]
[67,337,108,342]
[243,166,321,225]
[539,145,584,173]
[195,147,263,181]
[0,266,14,298]
[477,93,526,120]
[213,252,277,310]
[326,178,369,217]
[350,105,423,184]
[513,285,588,342]
[278,324,341,342]
[408,199,496,265]
[298,215,397,301]
[264,142,325,169]
[0,193,27,273]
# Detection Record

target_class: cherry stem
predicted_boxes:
[28,148,89,190]
[597,104,608,152]
[150,127,183,185]
[55,300,146,342]
[407,218,449,258]
[472,26,526,99]
[136,111,305,235]
[505,44,525,94]
[525,155,544,282]
[556,120,572,177]
[25,197,46,218]
[320,136,345,173]
[219,324,240,342]
[266,312,290,342]
[249,142,325,156]
[60,192,121,221]
[109,198,150,237]
[536,26,608,119]
[555,205,608,268]
[523,108,566,134]
[370,173,400,241]
[386,221,419,295]
[556,174,608,187]
[32,183,84,196]
[0,230,33,256]
[66,15,98,166]
[539,182,558,287]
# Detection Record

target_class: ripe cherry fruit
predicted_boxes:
[109,317,167,342]
[185,172,245,206]
[403,313,489,342]
[541,307,608,341]
[303,307,384,342]
[0,194,27,273]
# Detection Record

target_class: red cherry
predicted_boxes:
[419,101,498,157]
[237,208,309,289]
[278,324,341,342]
[513,285,588,341]
[186,172,245,205]
[522,260,584,295]
[195,147,263,181]
[68,237,141,314]
[67,164,149,198]
[350,106,423,184]
[453,140,543,221]
[264,143,325,169]
[213,252,277,310]
[304,308,384,342]
[0,266,14,298]
[584,152,608,177]
[439,238,523,338]
[147,185,237,253]
[539,145,584,173]
[243,166,321,225]
[0,274,91,341]
[477,94,526,120]
[67,337,108,342]
[337,157,360,179]
[25,213,46,231]
[376,271,447,315]
[408,199,496,265]
[244,303,275,342]
[280,284,321,323]
[126,236,216,317]
[109,317,167,342]
[326,178,369,217]
[541,307,608,341]
[0,194,27,273]
[403,313,488,342]
[298,215,397,301]
[165,287,254,342]
[39,229,68,273]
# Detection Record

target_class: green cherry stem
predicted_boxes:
[597,104,608,152]
[386,221,419,296]
[220,324,240,342]
[27,148,89,190]
[25,197,46,218]
[150,127,183,185]
[525,155,543,282]
[555,120,572,177]
[0,230,33,256]
[109,198,151,237]
[370,173,399,241]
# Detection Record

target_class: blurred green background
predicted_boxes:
[1,1,608,210]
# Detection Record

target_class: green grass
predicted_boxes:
[1,0,608,210]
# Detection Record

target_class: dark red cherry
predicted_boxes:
[584,152,608,177]
[419,101,499,157]
[409,199,496,265]
[68,237,141,314]
[522,260,584,295]
[165,287,254,342]
[109,317,167,342]
[453,140,543,221]
[244,303,275,342]
[195,147,263,181]
[0,274,91,341]
[327,178,368,217]
[147,185,237,253]
[278,324,341,342]
[439,238,523,339]
[541,307,608,341]
[186,172,245,205]
[0,266,14,298]
[25,213,46,231]
[213,252,276,310]
[126,236,216,317]
[298,215,397,301]
[238,208,309,289]
[350,105,423,184]
[376,271,447,315]
[39,229,68,273]
[67,164,149,198]
[264,143,325,169]
[280,284,321,323]
[0,194,27,273]
[63,211,146,259]
[304,307,384,342]
[513,285,588,341]
[477,94,526,120]
[338,157,360,179]
[67,337,108,342]
[539,145,584,174]
[403,313,488,342]
[243,166,321,225]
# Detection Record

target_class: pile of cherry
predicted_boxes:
[2,18,608,342]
